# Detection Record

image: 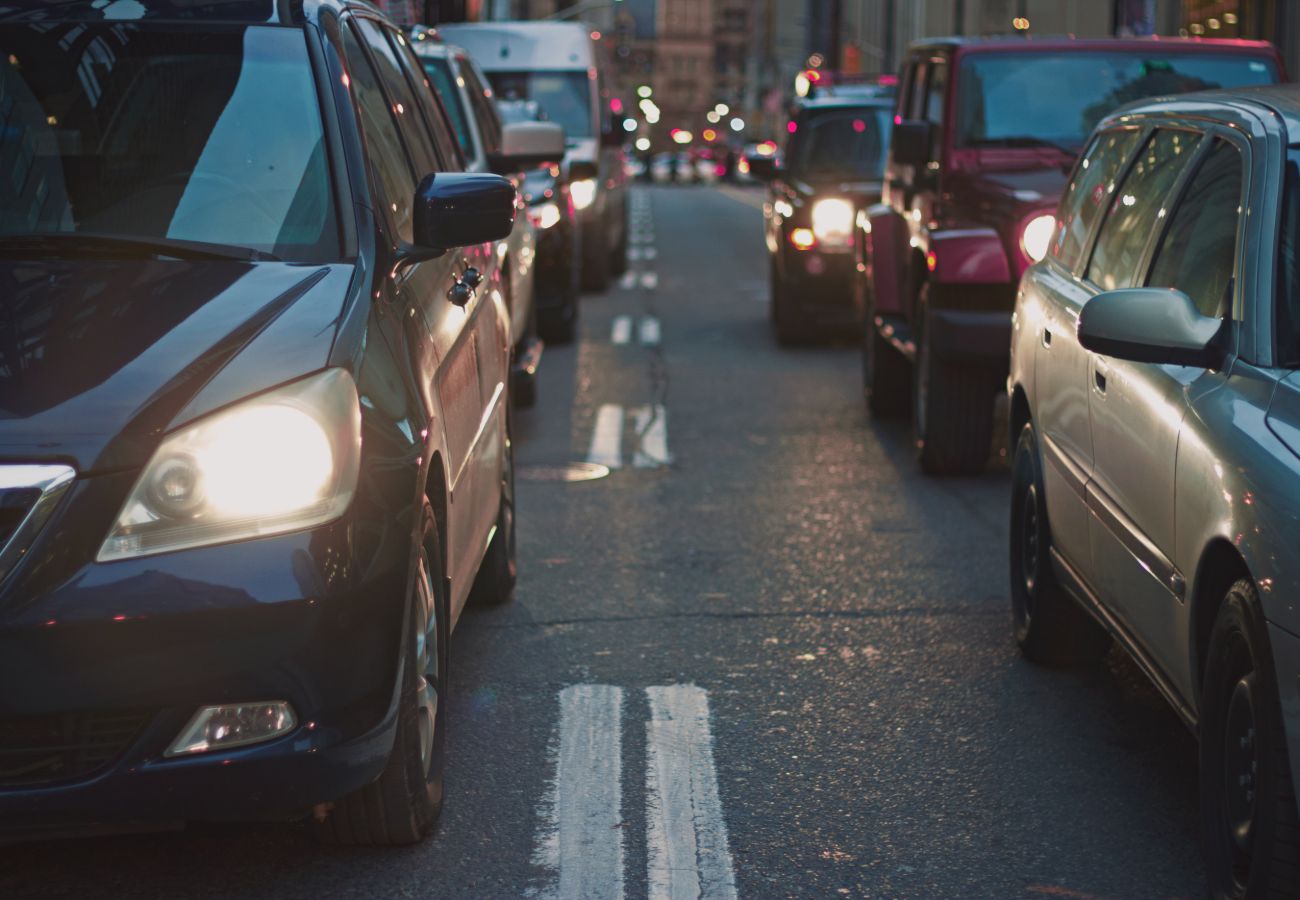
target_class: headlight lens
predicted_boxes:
[811,197,854,250]
[1020,213,1056,263]
[569,178,597,211]
[529,201,562,230]
[98,369,362,561]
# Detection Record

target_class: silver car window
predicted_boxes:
[1051,128,1141,270]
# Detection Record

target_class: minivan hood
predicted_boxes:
[0,260,353,473]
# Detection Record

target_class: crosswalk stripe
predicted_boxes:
[645,686,737,900]
[611,316,633,345]
[637,317,660,347]
[587,404,624,469]
[533,685,626,900]
[632,405,671,469]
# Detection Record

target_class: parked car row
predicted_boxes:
[0,0,622,847]
[758,33,1300,898]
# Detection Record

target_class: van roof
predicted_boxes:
[437,21,594,72]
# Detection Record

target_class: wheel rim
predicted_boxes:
[414,552,440,776]
[1223,670,1259,870]
[1020,485,1040,597]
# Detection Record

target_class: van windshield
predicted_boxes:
[0,23,338,262]
[485,71,592,140]
[955,51,1278,150]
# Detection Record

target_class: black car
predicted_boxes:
[0,0,535,844]
[750,96,893,344]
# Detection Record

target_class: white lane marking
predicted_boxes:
[638,316,661,347]
[587,404,624,469]
[632,405,671,469]
[629,247,645,262]
[643,247,658,261]
[631,232,655,245]
[645,685,737,900]
[611,316,633,345]
[618,271,638,290]
[533,685,626,900]
[640,272,658,290]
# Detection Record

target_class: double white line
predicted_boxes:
[533,685,737,900]
[611,315,660,346]
[587,404,670,470]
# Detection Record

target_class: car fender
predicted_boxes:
[863,204,909,316]
[925,228,1012,285]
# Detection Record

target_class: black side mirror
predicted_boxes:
[412,173,516,254]
[1078,288,1225,368]
[891,120,932,167]
[746,155,778,181]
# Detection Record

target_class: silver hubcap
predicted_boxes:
[414,554,439,774]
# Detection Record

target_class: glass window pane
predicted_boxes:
[389,29,464,171]
[1087,129,1196,291]
[355,18,438,178]
[1051,128,1141,269]
[1147,139,1242,318]
[423,57,473,160]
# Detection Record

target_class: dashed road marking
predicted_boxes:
[587,404,625,470]
[637,316,660,347]
[629,247,645,262]
[640,272,658,290]
[643,247,658,261]
[645,685,737,900]
[618,271,638,290]
[631,232,654,245]
[611,316,633,345]
[532,685,626,900]
[632,405,671,469]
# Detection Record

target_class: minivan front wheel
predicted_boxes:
[315,504,447,845]
[1201,581,1300,899]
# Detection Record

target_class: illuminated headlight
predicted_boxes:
[98,368,362,561]
[570,178,597,211]
[529,200,562,230]
[811,198,854,250]
[166,701,297,757]
[1020,213,1056,263]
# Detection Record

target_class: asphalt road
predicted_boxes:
[2,186,1203,899]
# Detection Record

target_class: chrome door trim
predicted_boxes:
[1040,431,1088,500]
[0,465,76,585]
[1085,478,1186,601]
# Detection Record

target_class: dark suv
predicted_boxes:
[860,37,1282,474]
[753,95,893,344]
[0,0,536,844]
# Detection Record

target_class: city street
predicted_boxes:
[2,185,1206,898]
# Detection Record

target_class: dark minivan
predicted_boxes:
[0,0,541,844]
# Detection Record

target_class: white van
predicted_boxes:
[438,21,629,291]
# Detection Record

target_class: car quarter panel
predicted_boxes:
[863,205,910,316]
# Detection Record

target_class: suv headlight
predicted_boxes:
[98,369,362,561]
[811,198,853,250]
[1020,213,1056,263]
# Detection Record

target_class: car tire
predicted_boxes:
[469,406,517,606]
[913,285,995,475]
[582,226,611,292]
[863,320,910,419]
[1008,422,1108,665]
[772,261,811,346]
[315,503,447,845]
[513,301,540,410]
[1201,581,1300,900]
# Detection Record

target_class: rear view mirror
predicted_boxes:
[891,120,932,167]
[489,122,566,175]
[1077,288,1225,368]
[746,156,778,181]
[413,172,517,252]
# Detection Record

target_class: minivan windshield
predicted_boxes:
[484,71,592,139]
[0,24,339,262]
[955,52,1278,150]
[787,108,893,178]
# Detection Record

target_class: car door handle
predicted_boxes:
[463,267,483,289]
[448,280,473,307]
[1094,368,1107,394]
[1042,328,1052,348]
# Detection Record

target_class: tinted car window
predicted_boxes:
[924,57,946,157]
[424,57,474,159]
[342,23,417,242]
[0,24,338,261]
[387,29,464,171]
[1279,152,1300,367]
[1051,128,1141,269]
[1147,139,1242,319]
[1087,129,1195,291]
[355,18,438,177]
[459,61,503,154]
[786,109,893,179]
[955,52,1276,150]
[487,71,591,139]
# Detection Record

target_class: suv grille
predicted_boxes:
[0,712,152,788]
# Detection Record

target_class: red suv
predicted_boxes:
[860,37,1282,474]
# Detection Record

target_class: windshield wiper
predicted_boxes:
[0,233,280,262]
[971,136,1079,157]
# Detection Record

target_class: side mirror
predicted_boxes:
[567,159,599,183]
[1077,288,1225,368]
[412,172,516,253]
[891,120,932,167]
[746,155,778,181]
[489,122,566,175]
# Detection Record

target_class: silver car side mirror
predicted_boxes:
[1077,287,1226,368]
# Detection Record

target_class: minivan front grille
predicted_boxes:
[0,712,152,788]
[0,465,75,585]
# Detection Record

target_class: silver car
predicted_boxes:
[1009,85,1300,897]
